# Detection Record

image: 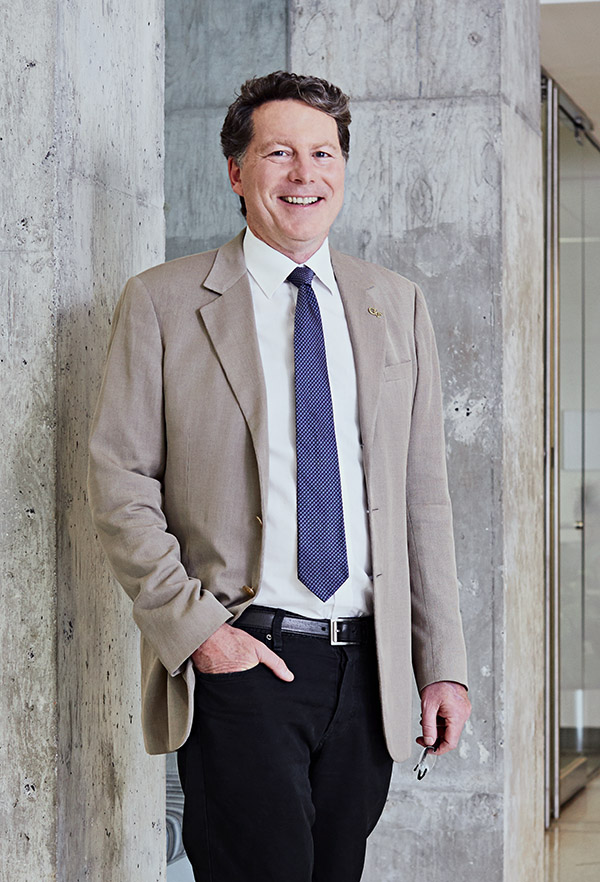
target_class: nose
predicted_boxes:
[288,152,314,184]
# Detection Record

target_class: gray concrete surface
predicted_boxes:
[165,1,545,880]
[0,0,545,878]
[165,0,288,259]
[290,2,545,879]
[1,2,166,879]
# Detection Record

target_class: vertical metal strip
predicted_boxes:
[551,79,561,823]
[543,75,552,829]
[551,80,561,821]
[544,75,561,827]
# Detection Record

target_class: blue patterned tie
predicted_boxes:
[288,266,349,601]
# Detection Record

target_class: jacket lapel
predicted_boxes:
[331,250,387,454]
[198,234,269,506]
[196,237,387,513]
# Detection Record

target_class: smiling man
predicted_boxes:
[226,98,345,262]
[88,71,470,882]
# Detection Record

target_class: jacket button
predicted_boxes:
[256,515,263,527]
[243,585,256,596]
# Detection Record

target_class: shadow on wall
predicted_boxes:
[53,165,166,870]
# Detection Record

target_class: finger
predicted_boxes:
[430,736,454,756]
[420,702,439,747]
[435,714,465,754]
[255,641,294,682]
[415,723,445,750]
[434,709,471,755]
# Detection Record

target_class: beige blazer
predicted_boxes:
[88,232,467,762]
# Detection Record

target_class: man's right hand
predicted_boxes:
[191,623,294,681]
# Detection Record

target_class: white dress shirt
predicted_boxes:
[243,227,373,619]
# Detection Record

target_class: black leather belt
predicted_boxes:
[235,606,374,646]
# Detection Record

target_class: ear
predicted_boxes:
[228,157,244,196]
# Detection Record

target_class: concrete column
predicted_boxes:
[1,2,166,879]
[288,1,544,879]
[165,0,288,260]
[163,1,545,879]
[164,4,289,872]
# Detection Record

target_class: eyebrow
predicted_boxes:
[258,139,340,153]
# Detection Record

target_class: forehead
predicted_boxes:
[249,99,340,147]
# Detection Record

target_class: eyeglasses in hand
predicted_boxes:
[413,737,441,780]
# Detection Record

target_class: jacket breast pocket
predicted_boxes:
[384,360,413,382]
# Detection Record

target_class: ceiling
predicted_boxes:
[540,0,600,133]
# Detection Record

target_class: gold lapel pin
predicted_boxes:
[368,306,383,318]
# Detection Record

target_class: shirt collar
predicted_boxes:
[243,226,336,299]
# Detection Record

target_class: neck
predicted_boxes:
[247,226,326,264]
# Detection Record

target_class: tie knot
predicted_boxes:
[287,266,315,289]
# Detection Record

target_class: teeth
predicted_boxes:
[282,196,319,205]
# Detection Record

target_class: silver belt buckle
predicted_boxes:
[330,617,353,645]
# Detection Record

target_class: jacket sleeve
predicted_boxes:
[87,276,232,675]
[406,284,468,692]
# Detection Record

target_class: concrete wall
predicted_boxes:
[1,2,166,879]
[165,0,288,260]
[165,1,545,879]
[1,7,58,875]
[500,2,545,876]
[289,2,545,879]
[295,1,545,878]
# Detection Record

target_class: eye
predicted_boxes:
[269,149,289,157]
[314,150,332,159]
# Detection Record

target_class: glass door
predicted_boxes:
[558,105,588,802]
[581,121,600,772]
[544,74,600,823]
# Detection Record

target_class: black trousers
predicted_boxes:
[177,608,393,882]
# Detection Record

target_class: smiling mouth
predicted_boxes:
[280,196,322,205]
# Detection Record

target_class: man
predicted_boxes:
[88,71,470,882]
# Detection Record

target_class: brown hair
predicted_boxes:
[221,71,351,215]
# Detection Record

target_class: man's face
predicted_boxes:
[228,99,346,263]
